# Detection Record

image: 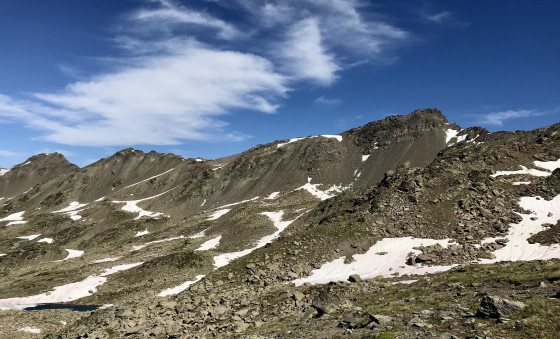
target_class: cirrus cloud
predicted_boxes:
[0,0,411,148]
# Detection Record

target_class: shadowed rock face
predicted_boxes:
[1,108,559,338]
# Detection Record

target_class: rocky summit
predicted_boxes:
[0,108,559,338]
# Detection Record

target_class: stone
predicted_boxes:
[366,314,394,329]
[312,291,340,315]
[477,295,526,319]
[292,291,305,302]
[348,274,362,283]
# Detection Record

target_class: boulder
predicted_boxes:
[348,274,362,283]
[312,291,341,315]
[477,295,526,319]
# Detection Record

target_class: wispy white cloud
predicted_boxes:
[0,0,410,148]
[478,109,547,126]
[234,0,408,60]
[131,0,240,39]
[278,18,340,86]
[422,10,469,27]
[315,95,341,105]
[0,43,288,146]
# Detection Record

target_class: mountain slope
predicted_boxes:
[0,109,558,338]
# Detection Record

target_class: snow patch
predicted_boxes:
[491,166,552,178]
[189,229,207,239]
[320,135,343,142]
[0,168,9,176]
[492,158,560,178]
[213,211,297,268]
[52,201,87,221]
[212,164,227,171]
[292,237,455,286]
[112,189,173,220]
[122,168,175,190]
[534,158,560,172]
[201,199,206,207]
[52,202,87,213]
[296,177,348,201]
[136,229,150,237]
[392,279,417,285]
[0,262,143,310]
[196,236,222,251]
[479,195,560,264]
[0,211,25,224]
[277,137,305,148]
[54,249,84,262]
[19,327,41,334]
[37,238,53,244]
[512,181,531,185]
[16,234,41,241]
[361,154,370,162]
[445,128,459,144]
[207,209,231,221]
[265,192,280,200]
[6,221,27,226]
[158,275,205,297]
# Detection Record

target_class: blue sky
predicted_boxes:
[0,0,558,168]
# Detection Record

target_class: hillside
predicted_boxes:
[0,108,558,338]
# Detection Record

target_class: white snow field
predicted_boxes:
[19,327,41,334]
[54,249,84,262]
[37,238,54,244]
[207,209,231,221]
[196,236,222,251]
[16,234,41,241]
[277,137,305,148]
[277,135,342,148]
[479,195,560,264]
[297,177,348,201]
[136,229,150,237]
[265,192,280,200]
[0,263,143,310]
[534,158,560,172]
[122,168,175,189]
[157,275,205,297]
[512,181,531,185]
[213,211,296,268]
[52,201,87,220]
[292,237,455,286]
[0,211,26,225]
[491,158,560,178]
[362,154,371,162]
[0,168,9,176]
[320,135,343,142]
[491,166,552,178]
[112,189,173,220]
[189,229,207,239]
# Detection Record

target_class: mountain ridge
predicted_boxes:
[0,108,559,338]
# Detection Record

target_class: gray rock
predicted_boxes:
[312,291,340,315]
[477,295,526,319]
[348,274,362,283]
[366,314,394,328]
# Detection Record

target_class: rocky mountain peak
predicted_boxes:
[0,153,78,198]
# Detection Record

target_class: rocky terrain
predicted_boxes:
[0,108,559,338]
